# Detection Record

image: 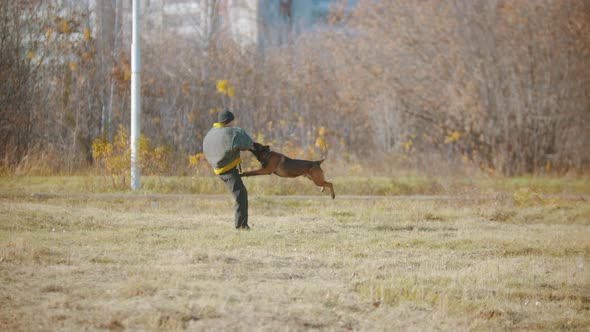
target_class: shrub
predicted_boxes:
[91,125,171,188]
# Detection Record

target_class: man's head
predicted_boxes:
[218,109,235,126]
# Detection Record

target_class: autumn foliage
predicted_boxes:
[1,0,588,176]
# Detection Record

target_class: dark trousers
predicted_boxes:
[219,167,249,229]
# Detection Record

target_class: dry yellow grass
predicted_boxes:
[0,189,589,331]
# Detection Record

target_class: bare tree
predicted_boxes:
[330,0,590,175]
[2,0,588,176]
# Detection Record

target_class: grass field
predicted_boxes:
[1,176,589,330]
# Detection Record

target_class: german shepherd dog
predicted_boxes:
[241,143,335,199]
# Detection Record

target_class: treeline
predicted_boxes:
[1,0,588,176]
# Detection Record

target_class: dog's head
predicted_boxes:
[249,142,271,161]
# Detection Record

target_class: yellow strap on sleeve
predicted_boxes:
[213,157,242,174]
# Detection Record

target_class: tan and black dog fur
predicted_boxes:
[241,143,335,199]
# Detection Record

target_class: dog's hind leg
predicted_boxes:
[309,167,335,199]
[324,182,335,199]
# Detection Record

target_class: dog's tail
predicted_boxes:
[317,146,328,164]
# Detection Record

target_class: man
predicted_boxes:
[203,109,254,229]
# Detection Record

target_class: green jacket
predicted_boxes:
[202,124,254,174]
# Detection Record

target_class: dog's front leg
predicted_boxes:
[240,167,274,177]
[241,156,280,177]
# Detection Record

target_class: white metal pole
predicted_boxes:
[131,0,141,191]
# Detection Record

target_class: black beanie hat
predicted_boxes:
[218,109,235,125]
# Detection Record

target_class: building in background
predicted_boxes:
[142,0,357,48]
[45,0,357,48]
[256,0,357,47]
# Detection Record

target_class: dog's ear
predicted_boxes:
[250,142,266,154]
